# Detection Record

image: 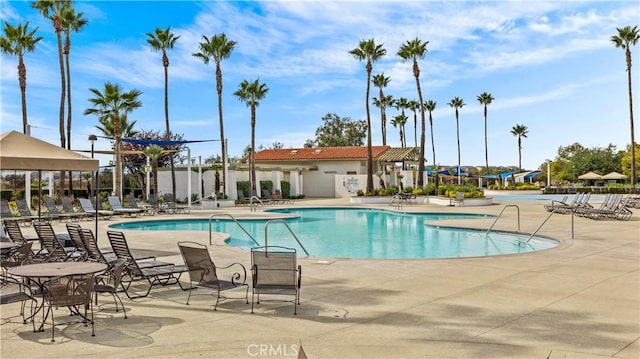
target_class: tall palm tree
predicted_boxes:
[372,73,390,145]
[407,99,419,147]
[424,100,437,182]
[84,82,143,199]
[398,38,429,187]
[350,39,386,193]
[477,92,495,177]
[0,21,42,133]
[233,79,269,194]
[193,33,236,197]
[143,144,164,196]
[390,114,408,147]
[448,97,465,185]
[510,124,529,172]
[611,25,639,187]
[147,26,180,197]
[60,6,87,194]
[393,97,409,147]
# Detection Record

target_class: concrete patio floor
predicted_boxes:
[1,197,638,358]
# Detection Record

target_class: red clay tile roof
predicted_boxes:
[254,146,391,161]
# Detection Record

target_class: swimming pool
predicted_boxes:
[110,208,559,259]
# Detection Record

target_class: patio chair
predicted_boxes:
[149,194,170,214]
[1,200,31,226]
[107,230,187,299]
[236,191,250,206]
[251,246,302,315]
[0,274,38,325]
[261,189,277,204]
[162,193,190,214]
[42,273,96,341]
[178,241,248,311]
[273,189,295,204]
[78,198,114,220]
[450,192,465,207]
[94,258,128,318]
[43,196,82,222]
[1,242,33,275]
[61,197,89,221]
[125,194,155,215]
[33,220,78,262]
[108,196,143,217]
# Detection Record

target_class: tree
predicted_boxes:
[307,113,367,147]
[0,21,42,133]
[621,144,640,179]
[143,144,163,196]
[193,33,236,197]
[611,25,639,187]
[372,73,390,145]
[147,26,180,198]
[390,114,408,147]
[407,100,420,147]
[234,79,269,194]
[84,82,143,199]
[511,124,529,172]
[424,100,437,180]
[448,97,465,185]
[477,92,494,177]
[349,38,386,193]
[95,113,138,139]
[398,37,429,187]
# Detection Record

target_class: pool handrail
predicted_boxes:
[485,205,520,236]
[264,219,309,257]
[209,213,260,246]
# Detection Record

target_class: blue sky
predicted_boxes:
[1,0,639,171]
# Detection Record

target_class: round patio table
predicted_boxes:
[8,261,107,279]
[0,242,19,250]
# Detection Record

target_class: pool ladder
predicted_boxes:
[208,213,260,246]
[486,205,575,242]
[265,219,310,257]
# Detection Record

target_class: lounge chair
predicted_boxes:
[108,196,143,217]
[178,241,249,310]
[574,194,632,221]
[43,196,83,222]
[273,189,295,204]
[65,223,89,261]
[14,199,41,223]
[1,200,31,226]
[78,227,113,264]
[125,194,155,215]
[148,194,169,214]
[2,219,38,245]
[33,220,78,262]
[107,230,187,299]
[251,246,302,315]
[61,197,89,221]
[544,193,592,214]
[162,193,190,214]
[236,191,250,206]
[78,198,114,220]
[261,189,278,204]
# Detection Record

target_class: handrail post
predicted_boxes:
[486,204,520,236]
[264,219,310,257]
[209,212,260,246]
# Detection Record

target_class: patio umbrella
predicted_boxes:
[578,171,602,180]
[601,171,627,180]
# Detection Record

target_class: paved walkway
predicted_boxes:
[1,197,638,358]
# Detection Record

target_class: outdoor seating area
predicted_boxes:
[544,193,636,221]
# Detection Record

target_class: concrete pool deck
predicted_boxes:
[1,197,638,358]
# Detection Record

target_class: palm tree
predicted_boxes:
[393,97,409,147]
[477,92,495,177]
[147,26,180,198]
[448,97,465,185]
[193,33,236,197]
[424,100,437,182]
[390,114,408,147]
[398,37,429,187]
[372,73,390,145]
[84,82,143,199]
[0,21,42,133]
[407,100,419,147]
[611,25,639,187]
[95,113,138,139]
[233,79,269,194]
[349,39,387,193]
[511,124,529,172]
[32,0,68,148]
[143,145,164,196]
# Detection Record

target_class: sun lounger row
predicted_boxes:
[544,193,635,221]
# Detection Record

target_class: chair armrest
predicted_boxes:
[297,265,302,289]
[219,262,247,286]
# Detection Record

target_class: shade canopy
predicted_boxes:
[0,131,98,171]
[578,171,602,180]
[601,171,627,180]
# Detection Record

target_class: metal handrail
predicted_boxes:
[525,210,557,242]
[485,204,520,235]
[249,196,263,212]
[389,195,403,210]
[208,213,259,246]
[264,219,309,257]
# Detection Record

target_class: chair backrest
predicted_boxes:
[178,241,218,285]
[1,241,33,268]
[251,246,297,287]
[107,231,143,276]
[15,199,33,217]
[1,200,14,218]
[43,197,62,215]
[44,274,95,306]
[2,219,26,244]
[125,194,138,208]
[33,220,67,260]
[61,197,78,213]
[149,194,161,209]
[78,198,95,213]
[80,228,107,263]
[66,223,86,251]
[108,196,123,210]
[163,193,175,203]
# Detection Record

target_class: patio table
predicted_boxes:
[0,242,19,250]
[8,262,108,332]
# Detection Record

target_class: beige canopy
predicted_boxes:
[0,130,98,171]
[601,171,627,180]
[578,171,602,180]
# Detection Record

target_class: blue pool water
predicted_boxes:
[110,208,559,259]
